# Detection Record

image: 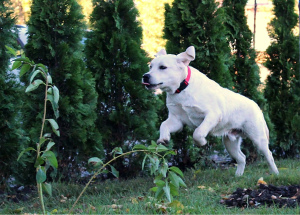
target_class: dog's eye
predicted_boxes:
[149,65,152,69]
[159,65,167,70]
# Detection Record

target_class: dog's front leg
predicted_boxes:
[193,112,221,146]
[157,114,183,145]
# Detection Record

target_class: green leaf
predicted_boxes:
[150,186,158,192]
[163,182,172,202]
[142,154,148,170]
[110,165,119,178]
[170,182,179,197]
[112,147,123,155]
[41,151,58,169]
[17,147,36,161]
[88,157,103,167]
[157,144,168,152]
[160,161,168,177]
[36,168,46,183]
[154,179,165,187]
[46,141,55,151]
[169,166,184,178]
[151,140,157,145]
[13,57,31,63]
[177,175,187,187]
[47,75,52,84]
[164,150,177,156]
[46,119,60,136]
[42,182,52,196]
[30,70,44,83]
[25,79,45,93]
[149,155,160,173]
[155,186,164,199]
[37,64,47,71]
[133,144,147,150]
[47,94,59,119]
[147,144,157,152]
[52,86,59,103]
[39,137,48,146]
[34,157,45,168]
[11,61,22,70]
[169,171,180,187]
[44,133,52,138]
[5,45,16,56]
[19,64,31,77]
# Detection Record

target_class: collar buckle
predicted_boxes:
[175,66,191,94]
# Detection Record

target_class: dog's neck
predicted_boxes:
[174,66,191,94]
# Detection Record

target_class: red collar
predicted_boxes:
[175,66,191,94]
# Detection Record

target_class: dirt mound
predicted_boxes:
[221,184,300,208]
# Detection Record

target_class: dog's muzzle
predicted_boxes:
[142,74,162,89]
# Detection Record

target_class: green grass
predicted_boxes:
[1,158,300,214]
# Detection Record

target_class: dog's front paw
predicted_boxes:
[157,138,169,146]
[194,137,207,147]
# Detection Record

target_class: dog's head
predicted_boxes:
[142,46,195,93]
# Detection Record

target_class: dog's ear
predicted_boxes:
[154,49,167,57]
[177,46,196,66]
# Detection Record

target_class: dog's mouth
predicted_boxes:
[142,82,163,90]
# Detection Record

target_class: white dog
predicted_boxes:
[142,46,279,176]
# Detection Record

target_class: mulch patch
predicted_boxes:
[0,185,35,203]
[221,184,300,208]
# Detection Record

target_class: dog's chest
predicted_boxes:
[167,102,205,128]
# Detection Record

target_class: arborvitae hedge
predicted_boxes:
[223,0,276,159]
[264,0,300,157]
[0,0,27,186]
[85,0,162,177]
[24,0,101,181]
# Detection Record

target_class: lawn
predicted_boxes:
[1,158,300,214]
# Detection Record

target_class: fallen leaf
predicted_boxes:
[89,204,96,211]
[131,197,138,204]
[106,204,123,209]
[138,196,144,201]
[208,187,214,192]
[169,200,184,210]
[51,209,58,213]
[13,207,24,214]
[197,185,206,189]
[257,177,267,186]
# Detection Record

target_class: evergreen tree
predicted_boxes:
[163,0,234,168]
[85,0,161,176]
[264,0,300,156]
[223,0,275,159]
[164,0,233,88]
[24,0,101,180]
[0,0,26,186]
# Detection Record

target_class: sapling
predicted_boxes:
[70,141,187,213]
[7,46,60,215]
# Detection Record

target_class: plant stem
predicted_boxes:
[69,149,149,213]
[38,183,46,214]
[36,71,49,215]
[39,72,49,145]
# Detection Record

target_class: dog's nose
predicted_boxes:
[143,74,150,83]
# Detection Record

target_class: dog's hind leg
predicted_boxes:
[247,133,279,175]
[223,135,246,176]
